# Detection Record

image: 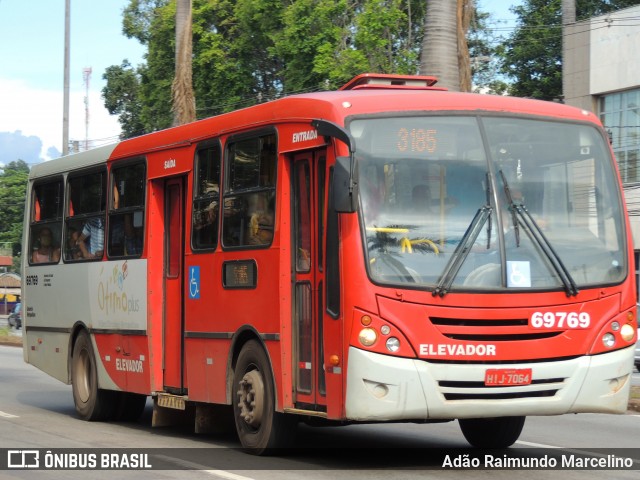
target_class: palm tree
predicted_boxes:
[419,0,473,92]
[172,0,195,126]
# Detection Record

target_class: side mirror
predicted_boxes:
[311,119,358,214]
[333,156,358,213]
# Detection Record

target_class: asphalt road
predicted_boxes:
[0,345,639,480]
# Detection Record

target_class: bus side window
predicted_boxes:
[108,161,146,258]
[65,169,106,261]
[192,142,221,251]
[222,133,277,248]
[29,179,63,266]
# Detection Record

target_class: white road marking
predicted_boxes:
[517,440,640,466]
[154,455,256,480]
[0,411,19,418]
[516,440,560,448]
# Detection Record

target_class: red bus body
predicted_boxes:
[22,74,637,451]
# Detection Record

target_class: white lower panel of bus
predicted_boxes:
[344,346,634,421]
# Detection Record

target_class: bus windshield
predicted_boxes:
[351,115,627,293]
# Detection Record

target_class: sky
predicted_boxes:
[0,0,145,166]
[0,0,518,167]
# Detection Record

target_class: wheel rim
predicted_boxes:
[74,348,91,404]
[236,369,264,429]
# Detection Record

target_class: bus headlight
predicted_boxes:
[620,323,635,342]
[602,333,616,348]
[359,328,378,347]
[385,337,400,353]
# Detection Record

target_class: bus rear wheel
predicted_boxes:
[459,416,525,448]
[233,340,294,454]
[71,330,115,421]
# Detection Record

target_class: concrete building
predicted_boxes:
[563,4,640,286]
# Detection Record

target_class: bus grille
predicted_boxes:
[429,316,563,342]
[438,378,566,401]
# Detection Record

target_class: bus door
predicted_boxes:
[163,177,186,392]
[292,150,328,410]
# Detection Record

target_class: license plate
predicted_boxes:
[484,368,532,386]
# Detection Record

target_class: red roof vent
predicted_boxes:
[339,73,445,91]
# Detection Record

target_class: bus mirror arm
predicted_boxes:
[333,156,358,213]
[311,119,358,213]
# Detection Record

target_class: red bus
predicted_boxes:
[22,73,637,452]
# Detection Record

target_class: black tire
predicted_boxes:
[233,340,295,454]
[71,330,115,421]
[459,416,525,448]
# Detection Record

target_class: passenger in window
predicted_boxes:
[124,218,142,255]
[77,218,104,259]
[66,228,83,260]
[247,194,274,245]
[203,183,219,226]
[32,227,61,263]
[194,201,217,237]
[112,184,142,256]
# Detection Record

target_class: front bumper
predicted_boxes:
[345,346,634,421]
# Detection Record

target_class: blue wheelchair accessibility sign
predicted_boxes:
[189,266,200,299]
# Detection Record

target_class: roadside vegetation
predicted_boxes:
[0,326,22,346]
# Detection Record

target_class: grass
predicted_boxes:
[0,326,22,346]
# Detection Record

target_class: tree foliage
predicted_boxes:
[468,10,509,95]
[103,0,431,136]
[0,160,29,270]
[103,61,147,138]
[102,0,640,134]
[500,0,640,100]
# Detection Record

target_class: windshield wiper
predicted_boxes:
[500,171,521,246]
[433,205,492,297]
[499,171,579,297]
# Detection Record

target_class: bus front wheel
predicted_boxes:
[233,340,294,454]
[71,330,115,421]
[459,416,525,448]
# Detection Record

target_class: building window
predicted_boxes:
[599,89,640,184]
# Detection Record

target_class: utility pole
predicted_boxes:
[562,0,576,104]
[62,0,71,156]
[83,67,92,151]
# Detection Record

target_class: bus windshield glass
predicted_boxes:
[350,115,626,293]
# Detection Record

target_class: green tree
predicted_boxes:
[468,10,509,95]
[500,0,640,100]
[499,0,562,100]
[0,160,29,270]
[278,0,425,92]
[104,0,496,134]
[102,61,146,138]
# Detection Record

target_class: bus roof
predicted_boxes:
[29,74,602,177]
[112,86,599,160]
[29,143,118,180]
